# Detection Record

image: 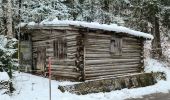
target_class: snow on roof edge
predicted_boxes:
[24,19,154,39]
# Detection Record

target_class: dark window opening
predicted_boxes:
[53,38,67,59]
[110,37,122,55]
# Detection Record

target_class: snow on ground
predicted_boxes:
[0,72,9,81]
[1,58,170,100]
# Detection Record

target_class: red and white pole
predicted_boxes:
[48,57,51,100]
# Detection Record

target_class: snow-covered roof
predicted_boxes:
[0,72,9,81]
[20,19,154,39]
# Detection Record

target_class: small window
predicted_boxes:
[110,37,122,55]
[53,38,67,59]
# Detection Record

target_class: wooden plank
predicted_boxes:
[85,64,140,71]
[85,59,141,65]
[51,71,80,78]
[85,54,141,58]
[51,71,80,75]
[85,56,141,60]
[47,59,75,65]
[83,35,86,80]
[85,69,138,77]
[85,67,139,74]
[87,35,111,40]
[86,61,140,67]
[122,45,142,49]
[65,30,79,35]
[49,65,77,69]
[85,72,140,80]
[87,32,111,37]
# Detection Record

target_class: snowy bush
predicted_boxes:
[0,35,17,78]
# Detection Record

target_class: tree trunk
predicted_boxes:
[2,0,13,37]
[152,16,162,59]
[6,0,13,38]
[2,0,7,35]
[2,0,13,94]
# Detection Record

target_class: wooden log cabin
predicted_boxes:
[19,20,153,81]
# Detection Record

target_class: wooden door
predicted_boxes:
[36,47,46,72]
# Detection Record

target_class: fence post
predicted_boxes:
[48,57,51,100]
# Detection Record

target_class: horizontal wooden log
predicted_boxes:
[85,67,139,73]
[86,42,109,46]
[33,40,52,46]
[49,65,77,69]
[85,72,140,80]
[85,53,142,57]
[51,68,75,72]
[85,56,142,59]
[85,70,138,77]
[86,47,142,51]
[87,38,141,45]
[86,43,141,48]
[85,54,141,58]
[47,59,75,65]
[87,35,111,40]
[67,50,77,54]
[65,38,77,42]
[85,64,140,70]
[123,42,141,45]
[85,59,141,65]
[46,53,54,57]
[32,43,52,47]
[46,48,53,52]
[32,32,65,40]
[67,41,77,45]
[65,35,78,40]
[122,45,142,49]
[65,30,79,35]
[123,37,140,42]
[46,50,53,54]
[87,32,111,38]
[86,47,142,52]
[67,53,76,56]
[86,61,141,67]
[86,36,110,43]
[51,71,80,78]
[86,41,109,45]
[51,71,80,75]
[67,55,76,59]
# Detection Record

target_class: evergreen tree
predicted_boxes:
[0,35,17,93]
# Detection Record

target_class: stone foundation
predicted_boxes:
[58,72,165,95]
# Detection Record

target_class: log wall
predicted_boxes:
[25,27,144,81]
[84,32,144,80]
[31,29,81,80]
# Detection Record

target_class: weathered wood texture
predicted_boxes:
[20,41,32,71]
[31,29,81,80]
[84,32,144,80]
[23,26,145,81]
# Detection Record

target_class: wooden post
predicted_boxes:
[48,57,51,100]
[83,33,86,81]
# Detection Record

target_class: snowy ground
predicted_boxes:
[1,58,170,100]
